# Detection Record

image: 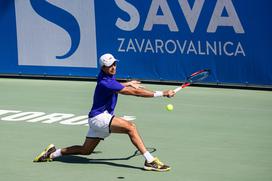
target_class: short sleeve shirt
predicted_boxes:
[89,71,125,118]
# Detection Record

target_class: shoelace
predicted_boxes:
[40,148,52,161]
[154,158,164,166]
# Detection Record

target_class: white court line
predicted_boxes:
[121,115,136,121]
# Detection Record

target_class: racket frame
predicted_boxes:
[174,69,210,93]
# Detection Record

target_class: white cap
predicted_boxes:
[99,53,118,67]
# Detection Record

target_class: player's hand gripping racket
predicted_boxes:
[174,69,211,93]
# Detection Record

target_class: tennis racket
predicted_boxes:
[174,69,211,93]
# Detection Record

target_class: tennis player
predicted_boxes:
[34,53,175,171]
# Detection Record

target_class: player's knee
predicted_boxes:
[128,121,137,133]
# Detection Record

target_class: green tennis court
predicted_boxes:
[0,78,271,181]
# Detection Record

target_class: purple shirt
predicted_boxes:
[89,71,125,118]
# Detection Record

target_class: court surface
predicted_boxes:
[0,78,271,181]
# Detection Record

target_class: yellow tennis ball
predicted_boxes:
[166,104,174,111]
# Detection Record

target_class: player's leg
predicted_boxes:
[110,117,171,171]
[33,138,100,162]
[110,116,147,154]
[58,138,101,156]
[34,112,107,162]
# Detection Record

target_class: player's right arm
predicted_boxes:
[118,86,175,98]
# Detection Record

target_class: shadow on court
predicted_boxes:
[54,148,156,171]
[55,156,144,170]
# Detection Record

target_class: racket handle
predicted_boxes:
[174,87,182,93]
[174,83,190,93]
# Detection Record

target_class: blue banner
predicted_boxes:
[0,0,272,86]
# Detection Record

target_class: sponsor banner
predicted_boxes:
[0,0,271,86]
[15,0,97,68]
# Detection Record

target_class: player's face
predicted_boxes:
[102,62,116,75]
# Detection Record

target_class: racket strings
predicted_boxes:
[188,71,210,83]
[174,69,211,93]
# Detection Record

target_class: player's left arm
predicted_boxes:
[121,80,143,89]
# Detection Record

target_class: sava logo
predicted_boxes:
[115,0,244,33]
[114,0,246,57]
[15,0,97,68]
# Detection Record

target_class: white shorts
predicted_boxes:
[86,111,114,139]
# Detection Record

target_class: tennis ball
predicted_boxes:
[166,104,174,111]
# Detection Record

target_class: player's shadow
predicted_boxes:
[54,148,156,171]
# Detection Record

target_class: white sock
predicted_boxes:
[143,151,155,163]
[50,149,62,159]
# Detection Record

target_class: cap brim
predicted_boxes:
[103,59,119,67]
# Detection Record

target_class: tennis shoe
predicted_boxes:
[33,144,56,162]
[144,157,171,171]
